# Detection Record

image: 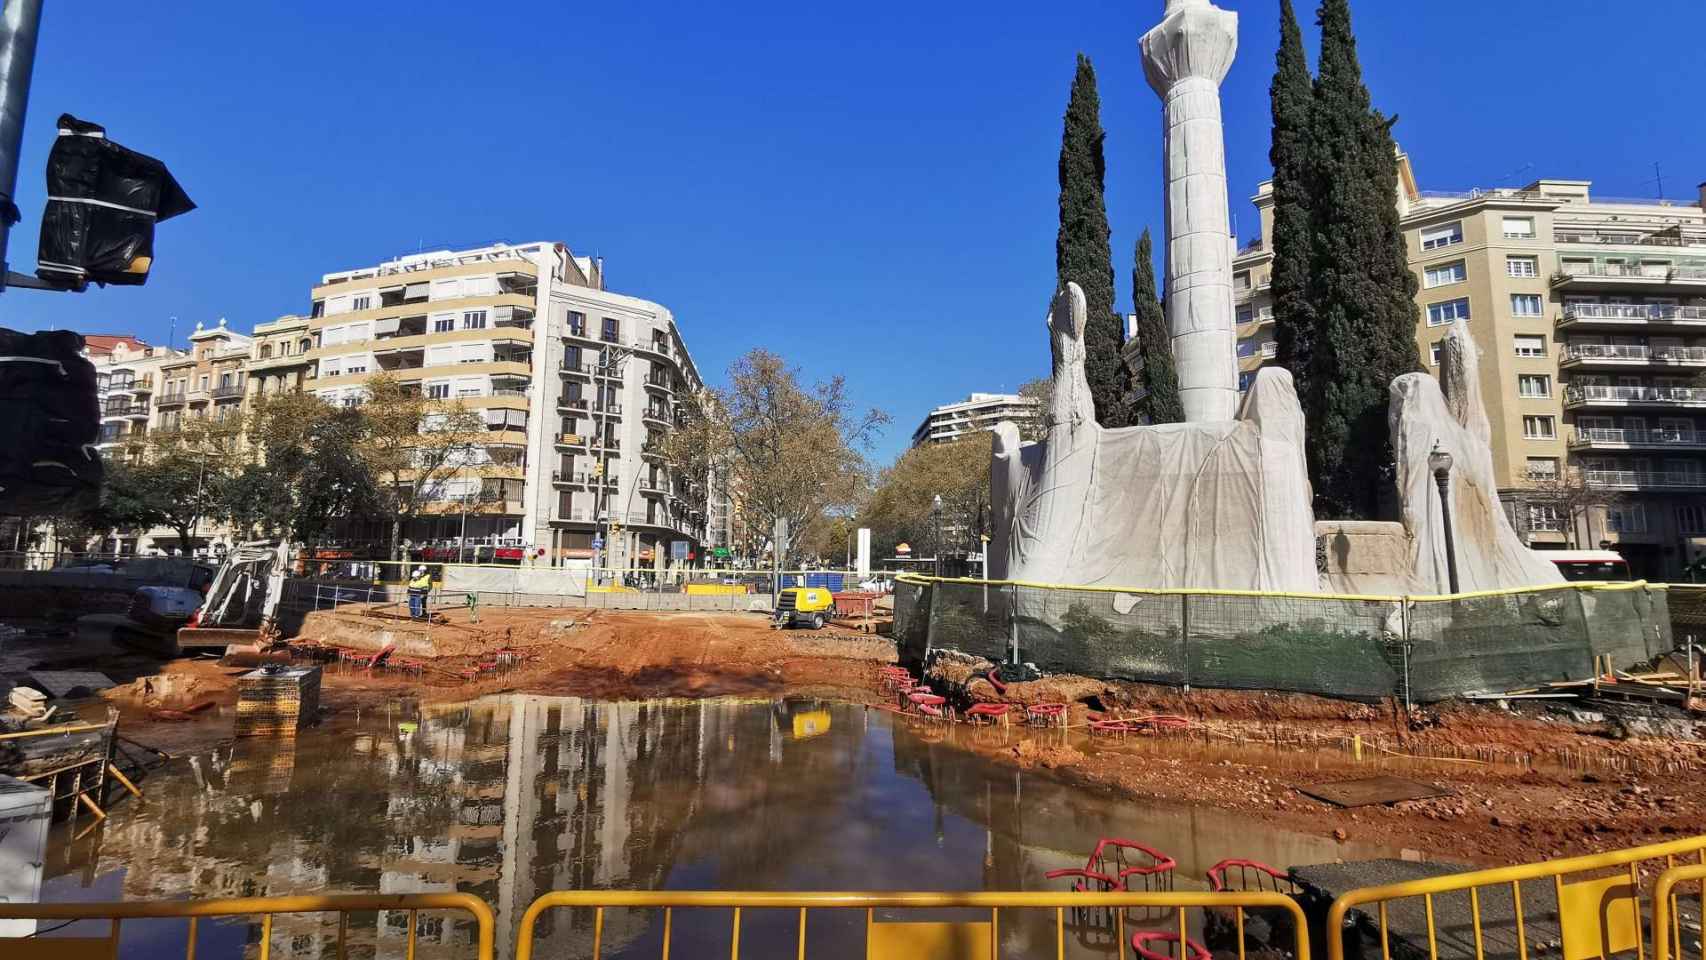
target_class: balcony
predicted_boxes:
[1584,469,1706,491]
[1570,427,1706,451]
[642,408,671,428]
[1561,343,1706,368]
[552,471,615,488]
[101,402,147,419]
[643,374,673,393]
[211,384,246,401]
[156,391,187,407]
[560,361,593,378]
[639,479,668,495]
[558,398,590,413]
[1552,263,1706,288]
[1557,302,1706,330]
[594,401,622,417]
[186,388,210,403]
[1563,384,1706,409]
[554,432,589,449]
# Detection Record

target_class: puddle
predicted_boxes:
[39,696,1403,957]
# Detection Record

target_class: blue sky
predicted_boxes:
[4,0,1703,463]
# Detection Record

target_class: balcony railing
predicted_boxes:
[211,384,246,400]
[1564,384,1706,405]
[551,471,615,487]
[1561,303,1706,323]
[1571,427,1706,448]
[1563,343,1706,364]
[1554,263,1706,284]
[1584,469,1706,491]
[558,398,589,411]
[156,391,187,405]
[102,402,147,418]
[594,401,622,416]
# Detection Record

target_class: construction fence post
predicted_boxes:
[1400,599,1413,712]
[1180,592,1191,693]
[1007,583,1020,666]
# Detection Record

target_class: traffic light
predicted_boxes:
[36,114,194,291]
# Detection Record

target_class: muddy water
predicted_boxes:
[40,697,1400,958]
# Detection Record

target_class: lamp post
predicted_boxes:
[931,494,943,578]
[1429,443,1459,594]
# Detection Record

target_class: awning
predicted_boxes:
[373,317,400,336]
[403,282,428,300]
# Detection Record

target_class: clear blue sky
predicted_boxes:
[5,1,1703,463]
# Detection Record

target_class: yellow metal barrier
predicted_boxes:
[0,893,494,960]
[1325,835,1706,960]
[1653,864,1706,960]
[515,889,1308,960]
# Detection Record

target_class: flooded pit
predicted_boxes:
[39,696,1403,958]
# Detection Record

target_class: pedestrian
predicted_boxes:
[407,565,431,620]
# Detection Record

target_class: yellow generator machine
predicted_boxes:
[774,585,835,629]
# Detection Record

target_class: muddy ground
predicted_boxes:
[25,605,1706,868]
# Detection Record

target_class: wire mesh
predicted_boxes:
[900,578,1676,703]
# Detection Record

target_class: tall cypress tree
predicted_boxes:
[1268,0,1316,397]
[1305,0,1422,518]
[1131,229,1182,424]
[1056,54,1128,427]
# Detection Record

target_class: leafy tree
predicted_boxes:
[236,392,380,551]
[661,349,885,568]
[1301,0,1422,518]
[357,372,489,560]
[1269,0,1316,397]
[1130,228,1181,424]
[859,433,991,561]
[1056,54,1128,428]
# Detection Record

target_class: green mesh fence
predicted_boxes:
[896,578,1675,704]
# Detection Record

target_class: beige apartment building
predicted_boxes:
[305,241,716,569]
[1231,156,1706,578]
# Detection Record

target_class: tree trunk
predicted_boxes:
[176,523,195,557]
[390,516,403,562]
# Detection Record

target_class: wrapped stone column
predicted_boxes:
[1141,0,1238,423]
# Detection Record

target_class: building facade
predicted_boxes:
[1231,158,1706,578]
[305,241,713,570]
[911,392,1042,447]
[91,335,175,457]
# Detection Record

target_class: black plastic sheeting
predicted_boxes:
[0,328,102,515]
[37,114,193,291]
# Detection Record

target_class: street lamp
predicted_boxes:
[1429,443,1459,594]
[931,494,943,578]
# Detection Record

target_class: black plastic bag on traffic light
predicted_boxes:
[36,114,194,291]
[0,328,104,515]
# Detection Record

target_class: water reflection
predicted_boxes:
[43,696,1398,958]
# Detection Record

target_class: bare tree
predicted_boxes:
[1526,466,1624,548]
[662,350,886,568]
[358,372,489,560]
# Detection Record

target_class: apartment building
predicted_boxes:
[307,241,712,570]
[911,392,1042,447]
[90,335,178,456]
[245,314,315,402]
[1232,158,1706,578]
[153,320,254,434]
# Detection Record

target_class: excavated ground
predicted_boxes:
[73,606,1706,866]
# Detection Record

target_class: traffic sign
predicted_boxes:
[591,538,604,550]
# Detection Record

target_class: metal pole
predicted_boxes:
[1180,592,1191,693]
[1435,470,1460,594]
[0,0,42,291]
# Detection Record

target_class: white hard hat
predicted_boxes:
[413,566,426,575]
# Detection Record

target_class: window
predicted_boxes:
[1525,456,1558,479]
[1522,415,1555,439]
[1420,222,1463,250]
[1518,375,1551,398]
[351,295,372,311]
[1679,504,1706,535]
[1260,340,1277,358]
[432,315,454,333]
[344,356,368,375]
[1640,260,1670,278]
[1511,294,1544,317]
[462,310,487,331]
[601,317,620,343]
[1424,260,1466,288]
[567,310,586,336]
[1236,304,1254,325]
[1429,342,1443,366]
[1236,338,1255,358]
[1501,216,1535,239]
[1507,256,1539,278]
[1513,335,1546,358]
[1426,297,1472,326]
[1606,503,1647,534]
[1237,371,1256,392]
[1234,271,1251,290]
[1528,504,1563,532]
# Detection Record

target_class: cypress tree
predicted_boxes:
[1131,229,1182,424]
[1268,0,1316,397]
[1305,0,1422,518]
[1056,53,1128,427]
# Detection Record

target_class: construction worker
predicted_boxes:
[407,565,431,620]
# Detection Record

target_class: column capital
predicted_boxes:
[1140,1,1237,96]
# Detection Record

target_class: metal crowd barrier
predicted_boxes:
[1653,863,1706,960]
[1325,835,1706,960]
[514,889,1308,960]
[0,892,495,960]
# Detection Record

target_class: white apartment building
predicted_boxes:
[307,241,714,570]
[911,392,1042,447]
